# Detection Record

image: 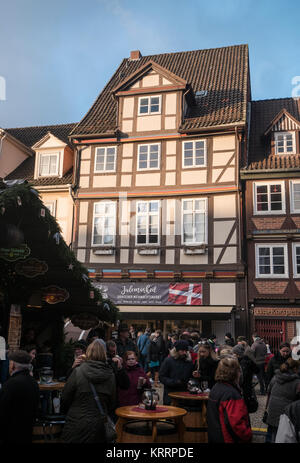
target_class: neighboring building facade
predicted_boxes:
[70,46,251,340]
[241,98,300,350]
[3,123,76,245]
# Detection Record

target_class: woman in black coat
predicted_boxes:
[192,342,219,390]
[232,344,259,414]
[266,342,291,388]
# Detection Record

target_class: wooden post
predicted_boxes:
[7,304,22,351]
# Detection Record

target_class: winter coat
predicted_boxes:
[137,333,150,357]
[118,363,151,407]
[250,338,267,365]
[193,356,219,389]
[159,349,194,405]
[266,370,300,427]
[0,369,40,443]
[207,381,252,443]
[61,360,116,443]
[239,355,259,412]
[266,352,291,387]
[115,337,137,358]
[147,338,166,364]
[275,399,300,443]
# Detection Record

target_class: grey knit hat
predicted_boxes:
[232,344,245,357]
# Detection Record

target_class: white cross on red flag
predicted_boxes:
[168,283,203,305]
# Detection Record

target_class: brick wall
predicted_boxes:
[254,281,288,294]
[7,305,22,351]
[286,321,296,342]
[252,217,285,230]
[291,217,300,228]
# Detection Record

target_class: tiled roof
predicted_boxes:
[4,123,76,186]
[5,123,76,148]
[245,98,300,171]
[71,44,249,137]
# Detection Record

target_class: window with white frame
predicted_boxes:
[290,181,300,213]
[136,201,159,245]
[138,144,160,170]
[182,198,207,244]
[38,153,60,176]
[182,140,206,168]
[94,146,117,172]
[292,243,300,277]
[138,96,161,115]
[256,244,288,278]
[254,182,285,214]
[44,201,56,217]
[92,202,116,246]
[274,132,296,155]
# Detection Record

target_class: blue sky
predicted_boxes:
[1,0,300,128]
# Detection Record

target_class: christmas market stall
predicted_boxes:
[0,179,118,377]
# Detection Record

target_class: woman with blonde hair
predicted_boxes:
[192,341,219,390]
[60,339,116,443]
[207,356,252,443]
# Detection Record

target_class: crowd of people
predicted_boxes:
[0,322,300,444]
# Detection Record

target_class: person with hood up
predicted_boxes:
[265,342,291,389]
[60,339,116,443]
[118,351,151,407]
[232,344,260,414]
[265,358,300,443]
[159,340,194,405]
[250,333,267,394]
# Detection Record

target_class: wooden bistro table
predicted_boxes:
[115,405,187,443]
[38,382,66,415]
[168,391,209,443]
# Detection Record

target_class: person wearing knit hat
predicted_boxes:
[0,350,40,443]
[232,344,246,358]
[159,339,194,405]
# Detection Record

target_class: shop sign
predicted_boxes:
[15,258,48,278]
[42,286,69,304]
[71,313,100,330]
[255,307,300,317]
[93,282,203,306]
[0,244,30,262]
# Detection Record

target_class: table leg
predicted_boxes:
[176,417,185,442]
[152,420,157,442]
[116,417,126,443]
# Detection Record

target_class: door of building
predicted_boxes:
[255,319,286,353]
[211,320,233,346]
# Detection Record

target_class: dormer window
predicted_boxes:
[38,152,60,176]
[138,96,161,115]
[274,132,296,154]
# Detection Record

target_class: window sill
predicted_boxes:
[92,246,115,255]
[183,244,207,255]
[137,247,160,255]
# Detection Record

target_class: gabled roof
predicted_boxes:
[264,108,300,136]
[4,123,76,186]
[70,44,250,138]
[111,60,187,94]
[5,123,76,148]
[244,98,300,172]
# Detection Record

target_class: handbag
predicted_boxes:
[247,387,258,413]
[89,382,117,443]
[262,409,268,424]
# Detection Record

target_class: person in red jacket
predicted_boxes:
[207,355,252,443]
[118,351,151,407]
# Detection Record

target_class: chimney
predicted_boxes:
[130,50,142,61]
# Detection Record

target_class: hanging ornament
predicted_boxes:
[53,232,61,245]
[82,274,89,282]
[89,290,94,299]
[103,303,110,311]
[68,264,74,270]
[40,208,45,217]
[17,196,22,206]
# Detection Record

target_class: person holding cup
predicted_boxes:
[118,351,151,407]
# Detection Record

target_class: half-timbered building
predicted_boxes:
[70,45,251,340]
[241,98,300,350]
